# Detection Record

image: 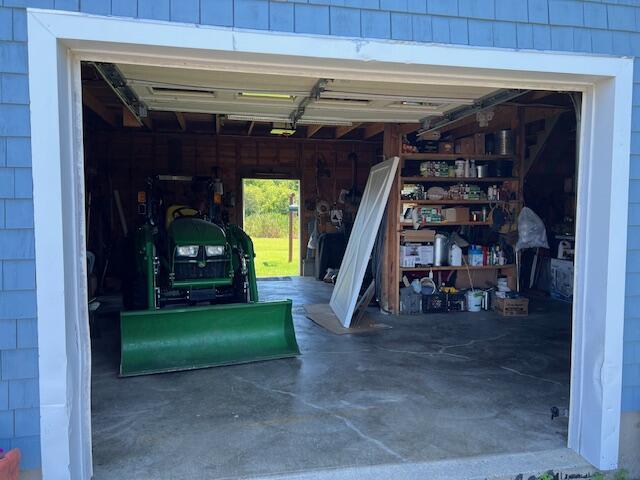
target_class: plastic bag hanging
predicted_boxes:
[516,207,549,251]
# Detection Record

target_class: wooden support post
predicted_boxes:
[381,124,401,314]
[288,193,295,263]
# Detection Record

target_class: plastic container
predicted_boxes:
[468,245,483,266]
[449,244,462,266]
[422,293,447,313]
[466,290,483,312]
[400,287,422,314]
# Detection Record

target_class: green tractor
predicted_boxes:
[120,175,299,377]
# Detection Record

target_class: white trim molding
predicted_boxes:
[26,9,633,479]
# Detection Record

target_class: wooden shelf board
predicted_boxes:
[402,176,518,183]
[401,153,514,160]
[401,221,492,227]
[401,264,516,272]
[401,199,519,205]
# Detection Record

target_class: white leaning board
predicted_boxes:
[330,156,400,327]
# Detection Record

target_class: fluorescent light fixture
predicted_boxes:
[227,114,353,127]
[321,91,476,105]
[297,119,353,126]
[270,128,297,135]
[152,86,216,98]
[227,114,290,123]
[239,92,295,100]
[271,122,296,136]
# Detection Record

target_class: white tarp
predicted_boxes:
[329,157,400,327]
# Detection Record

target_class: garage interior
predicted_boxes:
[81,61,580,479]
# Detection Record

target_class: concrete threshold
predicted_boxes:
[239,448,595,480]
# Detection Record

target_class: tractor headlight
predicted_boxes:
[176,245,199,257]
[205,245,225,257]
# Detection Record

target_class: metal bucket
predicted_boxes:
[434,234,448,266]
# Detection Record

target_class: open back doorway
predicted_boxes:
[242,179,300,278]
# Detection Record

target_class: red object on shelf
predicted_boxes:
[0,449,21,480]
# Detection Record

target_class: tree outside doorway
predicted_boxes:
[242,179,300,277]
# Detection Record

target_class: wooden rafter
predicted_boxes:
[335,123,361,139]
[363,123,384,139]
[175,112,187,131]
[122,107,142,128]
[82,88,118,127]
[399,123,421,135]
[306,124,323,138]
[141,115,153,130]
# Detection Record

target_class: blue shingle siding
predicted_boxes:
[170,0,199,23]
[270,2,294,32]
[1,5,41,465]
[459,0,495,20]
[0,0,639,471]
[138,0,170,21]
[295,3,329,34]
[391,12,412,39]
[80,0,109,15]
[361,9,390,38]
[331,6,361,36]
[8,379,38,409]
[200,0,232,27]
[236,0,270,30]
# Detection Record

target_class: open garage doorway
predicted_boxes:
[27,11,633,480]
[242,178,301,278]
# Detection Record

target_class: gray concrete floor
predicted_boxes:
[91,278,571,480]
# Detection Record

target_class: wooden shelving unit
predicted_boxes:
[381,115,526,314]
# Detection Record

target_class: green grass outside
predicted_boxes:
[252,237,300,278]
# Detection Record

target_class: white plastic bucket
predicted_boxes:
[466,290,483,312]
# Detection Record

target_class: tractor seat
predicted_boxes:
[165,205,199,230]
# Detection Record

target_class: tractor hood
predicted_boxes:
[168,217,226,246]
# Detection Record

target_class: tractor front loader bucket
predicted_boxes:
[120,300,299,376]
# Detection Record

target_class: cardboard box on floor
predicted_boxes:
[495,297,529,316]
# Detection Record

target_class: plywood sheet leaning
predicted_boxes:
[330,157,400,327]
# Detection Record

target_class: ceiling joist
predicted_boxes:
[306,125,323,138]
[175,112,187,131]
[363,123,384,139]
[335,123,361,139]
[82,89,118,127]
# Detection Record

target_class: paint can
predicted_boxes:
[466,290,483,312]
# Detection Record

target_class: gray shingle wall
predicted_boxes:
[0,0,639,470]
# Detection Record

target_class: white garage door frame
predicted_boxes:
[26,9,633,479]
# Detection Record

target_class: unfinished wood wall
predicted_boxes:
[84,130,381,263]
